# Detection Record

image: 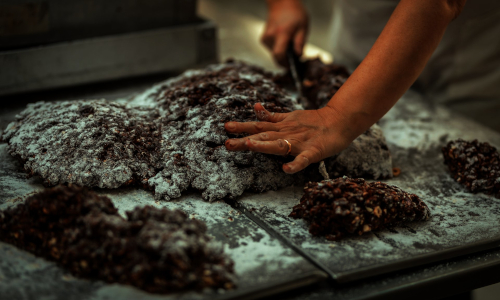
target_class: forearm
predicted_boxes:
[326,0,466,141]
[226,0,467,173]
[266,0,301,7]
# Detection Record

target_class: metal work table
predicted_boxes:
[236,90,500,299]
[1,78,500,300]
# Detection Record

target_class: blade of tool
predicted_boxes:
[287,44,308,108]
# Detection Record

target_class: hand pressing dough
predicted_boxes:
[1,60,393,201]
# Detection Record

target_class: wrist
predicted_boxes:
[317,105,357,148]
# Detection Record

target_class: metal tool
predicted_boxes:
[286,43,308,108]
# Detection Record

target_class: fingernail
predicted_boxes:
[284,163,294,173]
[226,122,235,130]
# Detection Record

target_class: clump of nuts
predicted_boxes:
[442,139,500,197]
[0,185,236,293]
[289,177,431,241]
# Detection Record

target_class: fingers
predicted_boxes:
[225,131,283,151]
[283,149,321,174]
[245,138,291,156]
[225,120,278,135]
[227,136,323,175]
[254,103,287,122]
[228,137,320,174]
[293,28,307,56]
[225,103,287,134]
[273,30,293,66]
[261,22,305,66]
[261,25,275,50]
[261,23,291,66]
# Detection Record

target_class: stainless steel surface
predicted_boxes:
[282,246,500,300]
[287,45,303,97]
[3,0,500,295]
[196,1,500,297]
[0,20,217,96]
[0,148,327,300]
[2,76,500,299]
[235,89,500,283]
[286,45,308,109]
[0,0,198,50]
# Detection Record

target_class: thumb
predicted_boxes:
[283,149,321,174]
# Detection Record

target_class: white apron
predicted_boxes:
[330,0,500,129]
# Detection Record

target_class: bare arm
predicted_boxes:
[326,0,467,142]
[225,0,467,173]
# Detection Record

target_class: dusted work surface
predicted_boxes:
[2,83,500,299]
[0,147,326,300]
[236,90,500,283]
[0,20,216,96]
[281,246,500,300]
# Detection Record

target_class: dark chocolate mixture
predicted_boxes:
[1,60,392,201]
[0,185,236,293]
[443,139,500,197]
[138,61,302,201]
[1,101,163,189]
[289,177,431,241]
[274,58,350,109]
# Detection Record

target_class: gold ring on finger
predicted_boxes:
[283,139,292,156]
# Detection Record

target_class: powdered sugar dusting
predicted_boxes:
[1,61,392,202]
[236,90,500,279]
[326,124,393,179]
[96,188,317,280]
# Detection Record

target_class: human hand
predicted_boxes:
[224,103,354,174]
[262,0,309,66]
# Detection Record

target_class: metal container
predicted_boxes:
[0,19,217,96]
[0,0,198,50]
